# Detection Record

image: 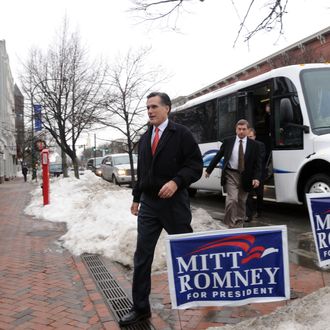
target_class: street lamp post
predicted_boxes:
[30,78,64,179]
[94,133,97,161]
[30,91,36,180]
[30,100,44,180]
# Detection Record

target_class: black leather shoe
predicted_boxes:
[119,309,151,326]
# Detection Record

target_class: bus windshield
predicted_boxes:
[301,68,330,135]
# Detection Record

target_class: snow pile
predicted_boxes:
[208,286,330,330]
[24,171,225,270]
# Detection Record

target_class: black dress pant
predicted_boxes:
[132,190,192,312]
[246,182,264,218]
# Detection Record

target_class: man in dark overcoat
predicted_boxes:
[119,92,203,326]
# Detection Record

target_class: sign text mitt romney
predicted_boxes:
[165,226,290,309]
[306,193,330,268]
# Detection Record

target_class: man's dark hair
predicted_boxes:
[236,119,250,128]
[147,92,171,111]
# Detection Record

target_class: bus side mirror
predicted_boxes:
[303,125,310,133]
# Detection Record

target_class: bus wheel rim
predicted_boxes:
[309,181,330,193]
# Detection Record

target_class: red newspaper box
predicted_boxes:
[41,149,50,205]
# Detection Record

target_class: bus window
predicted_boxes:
[275,98,303,149]
[301,68,330,135]
[238,83,271,157]
[218,95,237,140]
[170,100,218,143]
[236,92,253,126]
[272,77,303,148]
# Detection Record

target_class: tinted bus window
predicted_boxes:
[218,95,237,140]
[171,100,218,143]
[273,77,303,148]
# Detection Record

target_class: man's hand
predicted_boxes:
[131,202,139,216]
[158,180,178,198]
[252,179,260,188]
[205,171,210,178]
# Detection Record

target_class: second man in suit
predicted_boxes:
[245,127,266,221]
[205,119,261,228]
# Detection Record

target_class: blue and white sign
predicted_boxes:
[166,226,290,309]
[34,104,42,132]
[306,193,330,267]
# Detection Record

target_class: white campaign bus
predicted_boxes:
[171,64,330,204]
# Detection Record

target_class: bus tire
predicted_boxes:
[304,173,330,195]
[188,188,197,197]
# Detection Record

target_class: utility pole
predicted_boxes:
[94,133,96,163]
[30,96,36,180]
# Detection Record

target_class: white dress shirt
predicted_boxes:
[151,119,168,144]
[228,136,247,170]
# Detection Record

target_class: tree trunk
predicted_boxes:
[62,150,69,178]
[72,156,80,179]
[127,138,136,186]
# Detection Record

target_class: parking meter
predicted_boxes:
[41,149,50,205]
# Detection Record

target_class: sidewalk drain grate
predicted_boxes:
[82,254,155,330]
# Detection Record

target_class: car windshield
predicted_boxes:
[90,158,103,166]
[113,154,137,166]
[301,68,330,135]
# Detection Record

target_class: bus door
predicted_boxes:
[271,77,310,203]
[237,91,253,124]
[237,83,275,200]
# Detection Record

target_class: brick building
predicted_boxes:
[173,26,330,106]
[14,84,24,163]
[0,40,16,182]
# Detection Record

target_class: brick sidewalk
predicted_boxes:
[1,177,330,330]
[106,258,330,329]
[0,178,118,330]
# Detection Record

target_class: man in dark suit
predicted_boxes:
[245,128,266,221]
[205,119,261,228]
[22,165,28,182]
[119,92,203,326]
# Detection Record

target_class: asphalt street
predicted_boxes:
[190,190,319,271]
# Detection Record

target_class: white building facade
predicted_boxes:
[0,40,16,183]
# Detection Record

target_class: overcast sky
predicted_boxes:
[1,0,329,143]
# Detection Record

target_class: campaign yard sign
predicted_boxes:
[306,193,330,268]
[166,226,290,309]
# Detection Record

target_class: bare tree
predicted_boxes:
[20,18,107,179]
[100,48,166,184]
[131,0,289,45]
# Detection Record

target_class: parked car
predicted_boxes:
[49,163,63,177]
[100,153,137,185]
[86,157,103,176]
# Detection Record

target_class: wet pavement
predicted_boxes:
[0,178,329,329]
[191,190,320,271]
